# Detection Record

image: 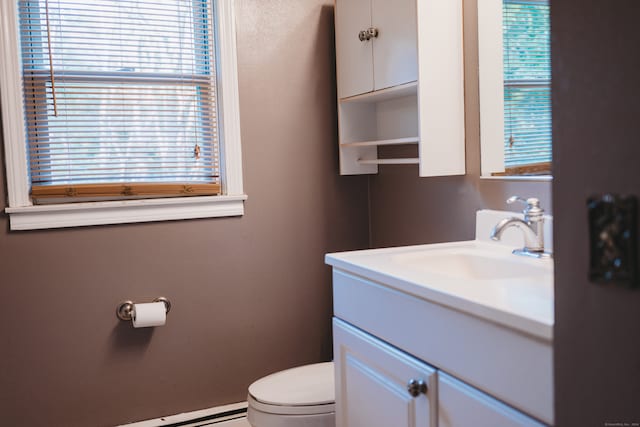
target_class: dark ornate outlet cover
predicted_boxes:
[587,194,638,288]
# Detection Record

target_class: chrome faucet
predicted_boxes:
[490,196,552,258]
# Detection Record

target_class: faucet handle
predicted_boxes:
[507,196,528,206]
[507,196,543,217]
[507,196,540,207]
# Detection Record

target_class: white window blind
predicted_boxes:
[18,0,221,201]
[503,0,551,173]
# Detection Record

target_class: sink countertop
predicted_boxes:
[325,240,554,342]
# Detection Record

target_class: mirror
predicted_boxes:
[478,0,551,177]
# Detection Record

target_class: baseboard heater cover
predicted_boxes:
[118,402,248,427]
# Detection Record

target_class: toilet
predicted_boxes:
[247,362,335,427]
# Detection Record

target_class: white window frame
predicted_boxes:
[477,0,551,180]
[0,0,246,230]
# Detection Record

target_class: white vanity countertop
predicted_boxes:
[325,240,554,342]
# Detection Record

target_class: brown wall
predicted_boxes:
[0,2,369,426]
[369,0,552,248]
[12,0,627,425]
[552,1,640,424]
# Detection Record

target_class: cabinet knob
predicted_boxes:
[407,378,428,397]
[358,27,379,42]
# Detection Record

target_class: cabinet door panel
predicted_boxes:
[336,0,374,98]
[371,0,418,90]
[438,373,546,427]
[334,318,436,427]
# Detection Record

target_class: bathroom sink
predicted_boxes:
[325,239,554,341]
[326,210,556,424]
[391,247,549,281]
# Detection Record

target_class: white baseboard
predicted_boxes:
[116,401,248,427]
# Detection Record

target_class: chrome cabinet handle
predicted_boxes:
[407,379,428,397]
[358,27,380,42]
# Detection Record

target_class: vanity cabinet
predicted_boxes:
[334,319,436,427]
[438,373,544,426]
[334,0,465,177]
[334,318,544,427]
[330,269,553,426]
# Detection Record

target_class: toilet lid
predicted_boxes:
[248,362,334,406]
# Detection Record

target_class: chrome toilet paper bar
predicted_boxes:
[116,297,171,321]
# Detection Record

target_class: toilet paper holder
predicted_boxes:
[116,297,171,321]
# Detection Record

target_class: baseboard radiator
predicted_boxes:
[118,402,248,427]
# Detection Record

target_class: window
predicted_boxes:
[502,0,551,175]
[478,0,551,178]
[0,0,245,230]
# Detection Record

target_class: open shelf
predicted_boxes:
[340,136,419,148]
[357,158,420,165]
[338,85,419,174]
[340,81,418,104]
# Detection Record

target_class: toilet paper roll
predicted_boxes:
[132,302,166,328]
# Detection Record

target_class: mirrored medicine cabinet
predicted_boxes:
[478,0,552,178]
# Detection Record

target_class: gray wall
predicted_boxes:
[369,0,552,248]
[552,1,640,424]
[0,1,369,426]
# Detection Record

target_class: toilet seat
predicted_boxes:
[248,362,335,416]
[248,394,335,415]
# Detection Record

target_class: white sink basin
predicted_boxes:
[325,240,554,340]
[391,247,550,281]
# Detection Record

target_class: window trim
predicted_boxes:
[477,0,551,179]
[0,0,245,230]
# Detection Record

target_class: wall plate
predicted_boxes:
[587,194,638,288]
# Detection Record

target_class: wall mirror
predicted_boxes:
[478,0,551,177]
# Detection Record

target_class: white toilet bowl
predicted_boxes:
[247,362,335,427]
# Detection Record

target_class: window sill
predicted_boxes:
[5,194,247,230]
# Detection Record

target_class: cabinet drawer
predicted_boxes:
[333,318,437,427]
[439,372,545,427]
[333,269,553,425]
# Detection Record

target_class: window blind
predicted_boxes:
[503,0,551,173]
[18,0,221,201]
